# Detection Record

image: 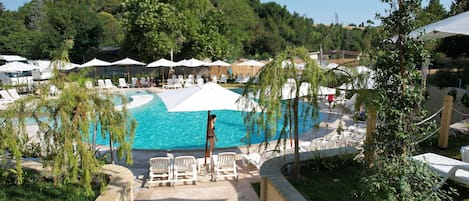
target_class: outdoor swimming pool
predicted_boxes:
[95,90,323,150]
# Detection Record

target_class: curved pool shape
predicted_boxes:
[96,90,322,150]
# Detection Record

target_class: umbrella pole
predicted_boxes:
[204,110,211,166]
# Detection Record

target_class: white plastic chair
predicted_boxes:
[148,157,172,187]
[212,152,238,182]
[49,85,59,96]
[0,90,15,103]
[104,79,116,89]
[131,77,138,88]
[85,80,93,89]
[210,75,217,83]
[118,78,128,88]
[7,89,21,100]
[219,74,227,83]
[173,156,197,185]
[412,153,469,189]
[97,79,106,89]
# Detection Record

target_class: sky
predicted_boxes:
[2,0,454,25]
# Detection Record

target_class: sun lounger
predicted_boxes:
[212,152,238,182]
[412,153,469,189]
[148,157,172,187]
[218,74,227,83]
[118,78,128,88]
[85,80,93,89]
[0,90,15,103]
[7,89,21,100]
[173,156,197,185]
[97,79,106,89]
[104,79,116,89]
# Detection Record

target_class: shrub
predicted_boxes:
[462,93,469,108]
[448,88,457,102]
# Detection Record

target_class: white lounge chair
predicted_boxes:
[173,156,197,185]
[118,78,128,88]
[140,77,148,87]
[241,152,263,170]
[85,80,93,89]
[343,93,358,112]
[0,90,15,103]
[104,79,116,89]
[210,75,217,83]
[218,74,227,83]
[49,85,59,96]
[148,157,172,187]
[212,152,238,182]
[130,77,138,88]
[412,153,469,189]
[7,89,21,100]
[97,79,107,89]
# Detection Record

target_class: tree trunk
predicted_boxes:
[293,97,300,178]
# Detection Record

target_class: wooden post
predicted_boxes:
[438,95,453,149]
[365,106,377,163]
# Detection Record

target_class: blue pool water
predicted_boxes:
[95,90,322,150]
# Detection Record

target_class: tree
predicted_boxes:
[121,0,184,61]
[0,39,136,195]
[241,47,327,178]
[360,0,453,199]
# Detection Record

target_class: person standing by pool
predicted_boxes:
[206,114,218,157]
[327,94,334,110]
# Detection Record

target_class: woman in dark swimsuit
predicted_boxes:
[207,114,218,157]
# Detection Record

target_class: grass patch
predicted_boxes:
[0,169,101,201]
[287,154,362,201]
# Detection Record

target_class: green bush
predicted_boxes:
[448,88,457,102]
[462,93,469,108]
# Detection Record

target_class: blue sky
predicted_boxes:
[260,0,454,25]
[2,0,454,25]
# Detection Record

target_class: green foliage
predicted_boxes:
[448,88,458,102]
[360,0,453,199]
[461,93,469,107]
[0,39,136,196]
[0,169,100,201]
[240,47,330,178]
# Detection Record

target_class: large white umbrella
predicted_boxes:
[179,58,209,67]
[410,11,469,40]
[209,60,231,78]
[112,57,146,81]
[209,60,231,67]
[0,61,38,72]
[157,82,259,164]
[0,55,27,62]
[147,58,177,82]
[237,59,265,76]
[80,58,112,67]
[146,58,176,67]
[80,58,112,78]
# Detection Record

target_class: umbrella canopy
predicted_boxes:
[157,82,259,163]
[237,59,265,67]
[147,58,176,67]
[318,86,336,96]
[209,60,231,66]
[0,55,27,62]
[112,57,146,66]
[157,82,259,112]
[0,61,38,72]
[180,58,209,67]
[80,58,112,67]
[410,11,469,40]
[112,57,146,81]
